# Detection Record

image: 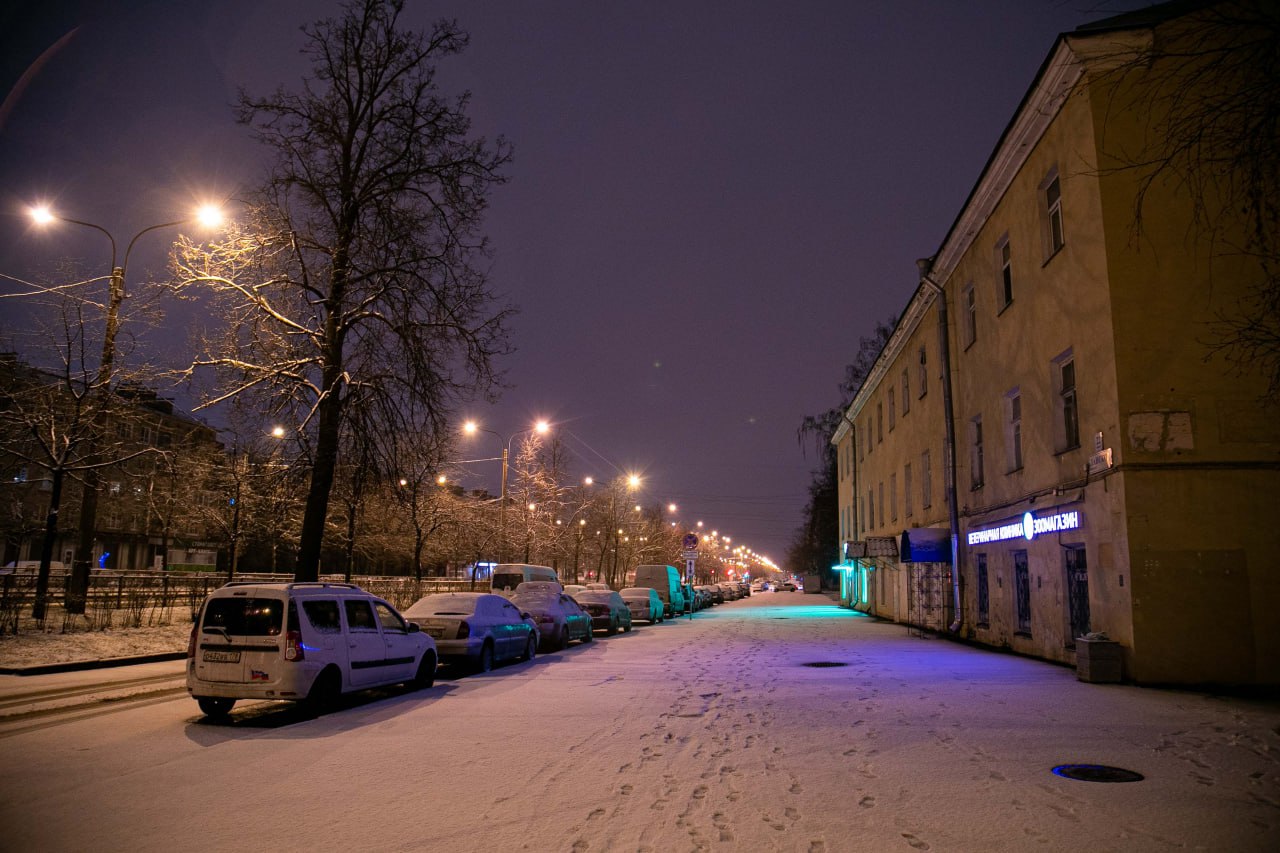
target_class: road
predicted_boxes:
[0,593,1277,852]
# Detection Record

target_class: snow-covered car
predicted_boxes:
[574,589,633,634]
[512,586,594,651]
[402,592,537,672]
[697,585,723,605]
[778,581,798,592]
[186,582,436,718]
[562,584,589,598]
[717,582,741,601]
[620,587,665,625]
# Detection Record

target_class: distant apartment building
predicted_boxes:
[833,2,1279,686]
[1,354,222,572]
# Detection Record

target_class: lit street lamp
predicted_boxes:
[25,203,225,614]
[463,418,551,562]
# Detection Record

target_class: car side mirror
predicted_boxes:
[521,611,532,620]
[407,622,421,633]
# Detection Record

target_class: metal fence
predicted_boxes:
[0,570,486,634]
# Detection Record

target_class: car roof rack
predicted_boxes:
[220,581,363,590]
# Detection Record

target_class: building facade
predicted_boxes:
[833,3,1279,686]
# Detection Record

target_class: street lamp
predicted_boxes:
[463,418,552,562]
[26,202,225,613]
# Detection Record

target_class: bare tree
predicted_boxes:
[0,300,161,619]
[172,0,512,581]
[1084,1,1280,396]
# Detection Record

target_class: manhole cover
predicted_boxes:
[1052,764,1144,783]
[802,661,848,668]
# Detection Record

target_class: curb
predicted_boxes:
[0,651,187,677]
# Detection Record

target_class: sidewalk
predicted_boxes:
[0,622,189,675]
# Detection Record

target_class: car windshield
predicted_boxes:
[492,573,524,590]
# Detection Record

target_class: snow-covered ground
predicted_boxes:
[0,621,189,668]
[1,593,1277,852]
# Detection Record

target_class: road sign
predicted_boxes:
[682,533,699,551]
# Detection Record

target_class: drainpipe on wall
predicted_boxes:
[916,257,964,633]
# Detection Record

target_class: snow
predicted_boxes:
[0,594,1277,852]
[0,621,189,668]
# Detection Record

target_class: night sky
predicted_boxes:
[0,0,1148,564]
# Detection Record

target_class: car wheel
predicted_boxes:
[413,651,437,690]
[196,696,235,718]
[623,618,632,633]
[558,626,570,650]
[582,624,594,644]
[303,668,341,716]
[607,617,618,636]
[476,641,495,673]
[522,634,537,662]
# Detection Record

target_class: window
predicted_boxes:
[877,403,883,444]
[918,346,928,397]
[976,553,990,627]
[903,463,913,518]
[901,369,910,414]
[344,599,378,631]
[1013,551,1032,634]
[867,488,875,530]
[888,389,896,431]
[878,482,885,529]
[1043,170,1065,257]
[303,600,342,634]
[962,284,977,348]
[921,450,932,509]
[889,473,898,522]
[1006,389,1023,472]
[375,602,408,633]
[970,415,984,490]
[997,237,1013,308]
[1054,350,1080,451]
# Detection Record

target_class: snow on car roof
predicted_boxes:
[403,592,492,617]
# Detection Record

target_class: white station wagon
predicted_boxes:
[186,582,436,718]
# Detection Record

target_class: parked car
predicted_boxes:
[778,581,798,592]
[402,592,537,672]
[575,589,633,634]
[691,586,711,609]
[562,584,589,598]
[620,587,665,625]
[633,564,686,617]
[490,563,560,596]
[187,582,436,718]
[697,584,723,605]
[585,582,611,591]
[512,586,594,651]
[717,582,741,601]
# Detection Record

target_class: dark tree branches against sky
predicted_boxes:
[170,0,513,580]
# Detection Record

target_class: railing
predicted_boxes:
[0,570,487,634]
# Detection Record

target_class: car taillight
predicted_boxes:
[456,621,470,640]
[284,630,304,661]
[186,624,197,658]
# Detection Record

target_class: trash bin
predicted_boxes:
[1076,635,1123,683]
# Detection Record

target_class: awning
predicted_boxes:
[843,537,898,561]
[899,528,953,563]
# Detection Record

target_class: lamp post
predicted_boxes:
[463,419,550,563]
[26,203,224,614]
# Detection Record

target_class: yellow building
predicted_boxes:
[833,2,1279,686]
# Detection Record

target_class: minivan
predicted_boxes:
[186,582,436,717]
[490,563,560,596]
[632,564,687,616]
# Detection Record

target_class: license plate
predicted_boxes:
[426,628,444,638]
[203,650,241,663]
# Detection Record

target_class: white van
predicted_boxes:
[490,563,560,596]
[633,565,686,617]
[186,582,436,717]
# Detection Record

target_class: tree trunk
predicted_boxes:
[295,359,344,581]
[32,467,66,621]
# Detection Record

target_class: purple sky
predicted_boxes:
[0,0,1147,564]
